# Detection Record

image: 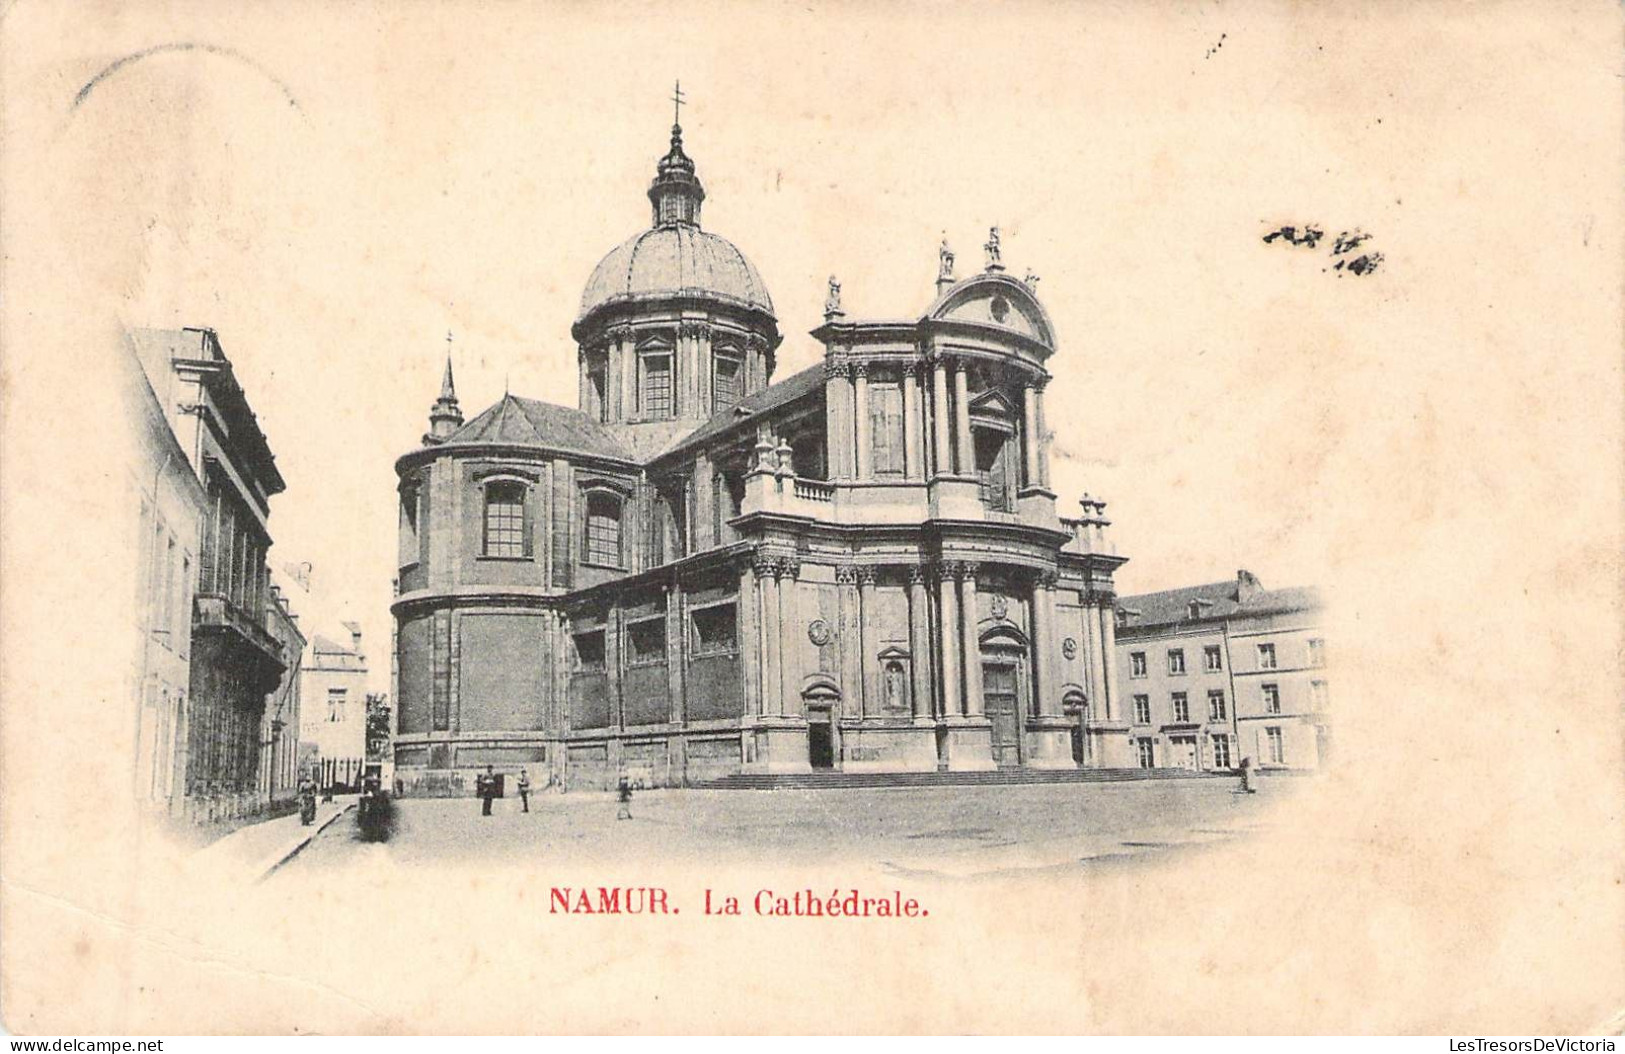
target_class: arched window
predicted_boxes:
[583,491,623,567]
[482,481,528,558]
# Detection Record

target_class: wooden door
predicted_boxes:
[983,661,1021,767]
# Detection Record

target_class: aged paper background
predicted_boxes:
[2,0,1622,1035]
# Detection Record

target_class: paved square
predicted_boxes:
[283,776,1295,879]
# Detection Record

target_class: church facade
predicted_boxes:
[391,118,1134,791]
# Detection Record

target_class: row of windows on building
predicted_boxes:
[1130,729,1292,768]
[137,500,193,652]
[1130,679,1330,725]
[1129,638,1325,678]
[571,601,739,673]
[584,344,746,424]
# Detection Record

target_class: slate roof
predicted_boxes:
[440,394,636,462]
[1116,576,1323,630]
[655,362,827,462]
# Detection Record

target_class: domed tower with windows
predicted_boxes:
[392,96,1131,794]
[572,117,781,460]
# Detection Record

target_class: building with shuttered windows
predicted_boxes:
[391,117,1135,791]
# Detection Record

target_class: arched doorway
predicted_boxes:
[802,680,840,770]
[979,627,1030,768]
[1062,688,1088,765]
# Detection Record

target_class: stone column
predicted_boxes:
[1022,381,1041,489]
[937,563,962,719]
[959,564,982,716]
[835,565,861,719]
[1083,593,1108,721]
[856,566,878,718]
[953,360,974,476]
[777,560,801,717]
[853,363,871,480]
[902,362,922,480]
[757,554,781,717]
[1032,571,1060,716]
[739,559,761,717]
[611,325,634,422]
[906,565,933,720]
[931,357,952,478]
[1099,592,1120,722]
[1035,379,1051,488]
[666,582,686,725]
[824,360,852,481]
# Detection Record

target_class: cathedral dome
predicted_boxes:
[575,119,774,332]
[579,224,774,321]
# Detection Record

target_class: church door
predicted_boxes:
[807,711,834,770]
[982,661,1022,767]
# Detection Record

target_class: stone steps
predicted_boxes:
[689,767,1232,791]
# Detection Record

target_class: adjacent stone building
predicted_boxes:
[298,623,371,790]
[392,118,1133,791]
[1113,571,1329,771]
[128,326,290,821]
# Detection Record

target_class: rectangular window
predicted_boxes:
[1204,644,1223,672]
[1266,726,1285,765]
[1171,692,1189,723]
[1257,642,1277,670]
[327,688,347,723]
[974,430,1012,511]
[483,482,527,558]
[1130,651,1147,678]
[589,363,608,422]
[1135,737,1156,769]
[1311,680,1329,709]
[573,630,606,672]
[584,492,623,567]
[1210,733,1232,769]
[1133,694,1151,724]
[1167,648,1186,675]
[1263,683,1281,714]
[713,354,740,409]
[1308,638,1326,667]
[627,617,667,665]
[691,603,738,656]
[640,352,672,418]
[1207,689,1227,721]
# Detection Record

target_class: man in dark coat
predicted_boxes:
[478,764,497,816]
[516,769,531,813]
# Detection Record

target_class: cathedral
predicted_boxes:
[391,111,1134,791]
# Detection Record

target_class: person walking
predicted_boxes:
[616,774,633,821]
[478,764,498,816]
[1239,755,1258,794]
[516,769,531,813]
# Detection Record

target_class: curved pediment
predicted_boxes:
[926,273,1055,348]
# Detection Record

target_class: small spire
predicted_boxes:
[439,335,457,401]
[427,333,464,441]
[649,82,704,227]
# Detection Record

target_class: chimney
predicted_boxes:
[343,620,363,654]
[1236,569,1263,602]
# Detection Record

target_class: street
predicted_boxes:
[278,775,1293,880]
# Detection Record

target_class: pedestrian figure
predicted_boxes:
[1239,755,1258,794]
[297,774,318,826]
[478,764,497,816]
[616,774,633,820]
[517,769,531,813]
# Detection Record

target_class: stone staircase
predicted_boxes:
[689,767,1232,791]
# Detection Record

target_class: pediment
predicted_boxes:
[929,275,1054,346]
